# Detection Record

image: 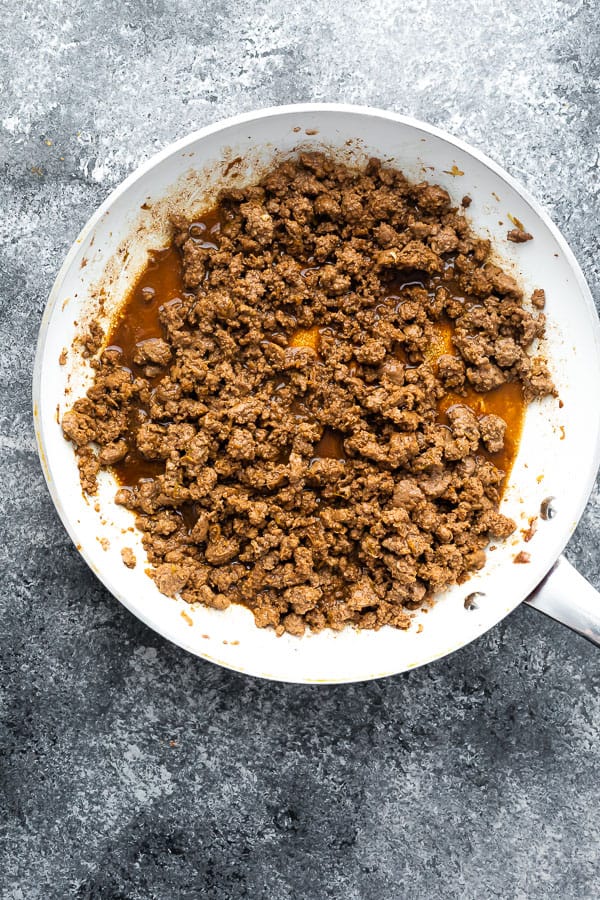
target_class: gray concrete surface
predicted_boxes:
[1,1,600,897]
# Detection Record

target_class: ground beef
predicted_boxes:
[479,414,507,453]
[81,321,104,358]
[507,229,533,243]
[98,440,128,466]
[121,547,136,568]
[531,288,546,310]
[132,338,171,367]
[63,153,555,636]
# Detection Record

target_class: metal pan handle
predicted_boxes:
[525,555,600,647]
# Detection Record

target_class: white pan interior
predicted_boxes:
[34,105,600,683]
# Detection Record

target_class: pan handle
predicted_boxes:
[525,555,600,647]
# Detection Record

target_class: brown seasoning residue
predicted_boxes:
[223,156,242,176]
[522,517,537,542]
[514,550,531,564]
[443,165,464,176]
[507,213,525,231]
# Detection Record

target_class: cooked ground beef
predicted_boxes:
[63,153,555,636]
[531,288,546,310]
[507,228,533,243]
[121,547,137,568]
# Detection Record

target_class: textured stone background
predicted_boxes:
[2,1,600,897]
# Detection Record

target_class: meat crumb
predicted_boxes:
[121,547,137,568]
[507,229,533,243]
[531,288,546,309]
[479,414,507,454]
[82,321,104,357]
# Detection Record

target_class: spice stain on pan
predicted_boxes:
[443,164,464,176]
[514,550,531,564]
[522,516,537,542]
[508,212,526,231]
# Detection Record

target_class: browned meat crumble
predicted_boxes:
[121,547,137,569]
[62,153,554,636]
[507,228,533,243]
[531,288,546,309]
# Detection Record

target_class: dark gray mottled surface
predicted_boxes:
[2,1,600,897]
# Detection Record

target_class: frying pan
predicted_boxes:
[33,104,600,683]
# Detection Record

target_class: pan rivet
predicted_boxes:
[464,591,484,610]
[540,497,557,520]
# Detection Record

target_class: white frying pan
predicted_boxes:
[33,104,600,683]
